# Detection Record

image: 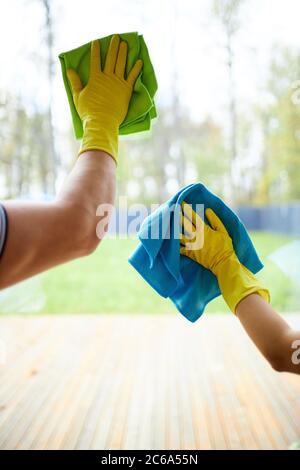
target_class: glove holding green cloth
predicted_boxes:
[63,35,143,161]
[59,32,158,159]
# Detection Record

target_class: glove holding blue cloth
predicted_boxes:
[129,183,265,322]
[180,202,270,314]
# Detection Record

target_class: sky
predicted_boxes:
[0,0,300,135]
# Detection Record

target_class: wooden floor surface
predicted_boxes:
[0,313,299,450]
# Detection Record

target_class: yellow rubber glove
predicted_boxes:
[66,35,143,162]
[180,202,270,313]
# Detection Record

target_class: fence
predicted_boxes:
[237,203,300,236]
[107,204,300,236]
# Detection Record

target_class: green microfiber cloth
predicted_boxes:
[59,32,158,139]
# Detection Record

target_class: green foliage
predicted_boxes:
[0,94,54,198]
[188,118,229,197]
[1,44,300,206]
[213,0,246,36]
[255,47,300,204]
[117,108,229,205]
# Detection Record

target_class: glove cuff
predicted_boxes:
[79,117,119,162]
[214,255,270,314]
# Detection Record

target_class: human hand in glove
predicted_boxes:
[67,35,143,162]
[180,202,270,313]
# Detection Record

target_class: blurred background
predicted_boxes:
[0,0,299,315]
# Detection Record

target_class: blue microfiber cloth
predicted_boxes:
[129,183,264,322]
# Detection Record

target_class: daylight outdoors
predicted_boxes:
[0,0,299,452]
[0,0,299,315]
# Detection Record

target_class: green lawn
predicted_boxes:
[38,232,300,315]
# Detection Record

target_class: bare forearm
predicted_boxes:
[57,151,116,217]
[0,151,116,288]
[236,294,300,374]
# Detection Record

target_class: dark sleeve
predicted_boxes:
[0,203,8,259]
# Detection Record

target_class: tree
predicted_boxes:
[188,118,229,197]
[255,47,300,203]
[40,0,59,193]
[212,0,246,203]
[0,94,31,198]
[0,91,57,198]
[117,107,228,205]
